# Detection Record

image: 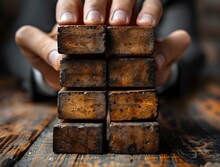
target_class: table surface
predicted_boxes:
[0,77,220,167]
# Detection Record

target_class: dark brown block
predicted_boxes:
[109,90,158,121]
[60,58,106,88]
[108,58,155,88]
[58,25,106,54]
[107,26,154,56]
[53,121,105,153]
[109,122,159,154]
[58,88,106,120]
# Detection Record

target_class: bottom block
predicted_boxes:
[53,120,105,153]
[109,122,159,154]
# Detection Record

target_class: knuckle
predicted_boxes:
[15,25,33,45]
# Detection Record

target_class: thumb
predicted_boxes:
[154,30,191,70]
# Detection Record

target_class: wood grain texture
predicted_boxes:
[58,25,106,54]
[0,85,56,167]
[109,90,158,121]
[109,122,159,154]
[107,26,154,56]
[53,120,105,154]
[108,58,155,88]
[58,88,106,120]
[60,58,106,88]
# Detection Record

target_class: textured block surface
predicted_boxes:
[108,58,155,88]
[107,26,154,56]
[58,25,106,54]
[109,122,159,154]
[58,88,106,120]
[60,58,106,88]
[109,90,158,121]
[53,121,105,153]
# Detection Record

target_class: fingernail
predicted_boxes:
[86,10,102,22]
[48,50,59,69]
[60,12,75,22]
[138,13,154,25]
[155,53,165,70]
[112,10,128,23]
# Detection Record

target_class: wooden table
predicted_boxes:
[0,77,220,167]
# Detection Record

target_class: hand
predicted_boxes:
[154,30,191,86]
[56,0,191,87]
[56,0,162,26]
[16,0,190,92]
[15,25,62,91]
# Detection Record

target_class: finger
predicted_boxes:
[136,0,163,26]
[19,47,60,90]
[154,30,191,70]
[56,0,82,25]
[156,67,171,86]
[83,0,107,25]
[109,0,135,25]
[15,25,63,71]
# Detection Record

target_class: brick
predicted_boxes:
[58,25,106,54]
[53,121,105,153]
[109,90,158,121]
[109,122,159,154]
[108,58,155,88]
[58,88,106,120]
[107,26,154,56]
[60,58,106,88]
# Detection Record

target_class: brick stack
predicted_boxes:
[53,25,107,154]
[107,27,159,154]
[53,25,159,154]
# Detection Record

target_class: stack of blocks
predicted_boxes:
[53,25,159,154]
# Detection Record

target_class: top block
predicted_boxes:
[58,25,106,54]
[107,26,154,56]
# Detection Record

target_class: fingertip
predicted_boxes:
[136,13,155,27]
[58,12,77,25]
[56,0,81,25]
[84,10,104,25]
[109,9,129,25]
[48,50,62,71]
[154,53,166,71]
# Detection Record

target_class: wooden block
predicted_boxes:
[60,58,106,88]
[109,122,159,154]
[108,58,155,88]
[58,88,106,120]
[107,26,154,56]
[53,121,105,153]
[58,25,106,54]
[109,90,158,121]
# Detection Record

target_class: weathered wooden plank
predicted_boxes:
[0,89,56,167]
[74,154,197,167]
[58,88,106,120]
[58,25,106,54]
[108,90,158,121]
[107,26,154,56]
[53,120,105,154]
[108,58,155,88]
[60,58,107,88]
[109,122,159,154]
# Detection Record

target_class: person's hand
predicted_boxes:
[16,0,191,92]
[15,25,62,91]
[56,0,162,26]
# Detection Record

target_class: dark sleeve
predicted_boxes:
[157,0,206,96]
